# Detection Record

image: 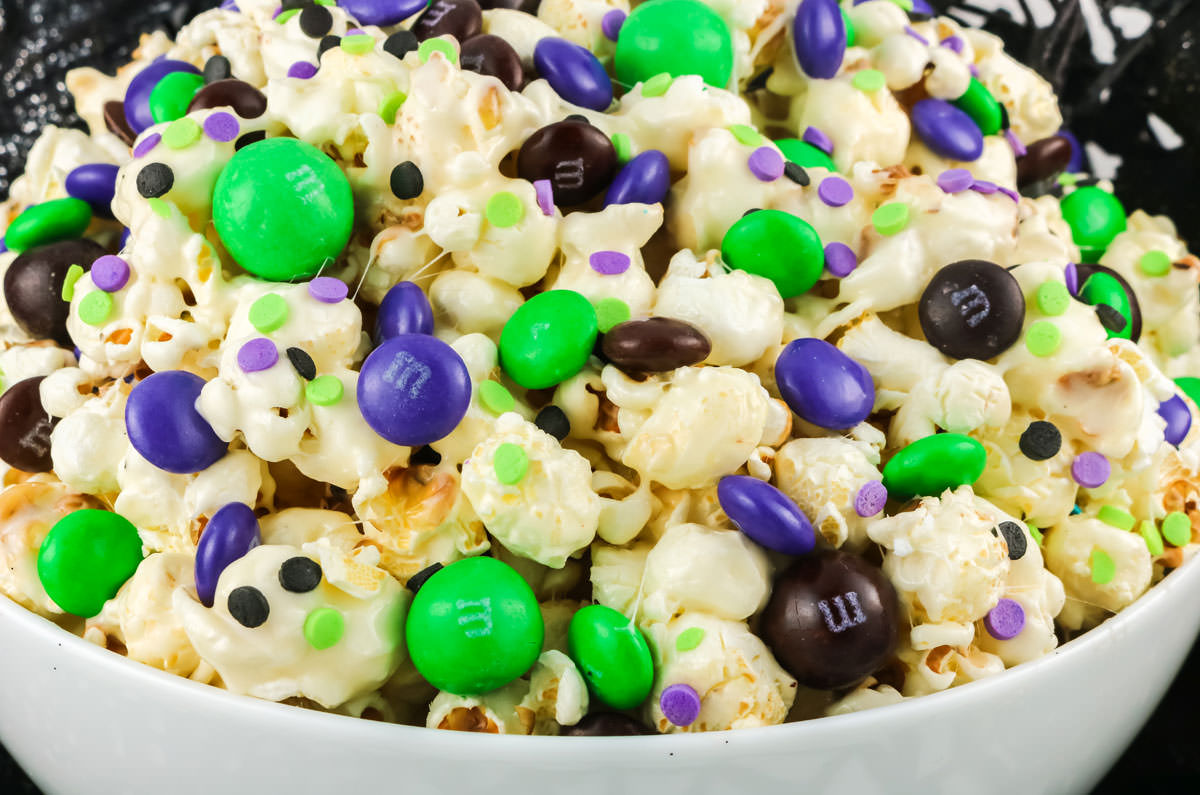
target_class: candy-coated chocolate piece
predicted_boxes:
[601,317,710,372]
[4,238,105,346]
[412,0,482,41]
[721,209,823,299]
[918,260,1025,360]
[718,475,816,555]
[4,198,92,254]
[534,38,613,112]
[339,0,429,26]
[357,333,472,446]
[775,338,874,429]
[148,70,205,124]
[375,281,435,342]
[460,34,525,91]
[1158,394,1192,447]
[604,150,670,206]
[911,98,985,161]
[952,77,1003,136]
[65,163,120,219]
[125,370,228,474]
[187,79,268,118]
[1060,186,1127,264]
[518,121,617,206]
[775,138,837,172]
[124,59,201,134]
[37,509,144,618]
[792,0,846,80]
[499,290,598,389]
[560,713,655,736]
[0,377,57,473]
[614,0,733,89]
[568,604,654,710]
[882,433,987,499]
[194,502,261,607]
[1016,135,1073,189]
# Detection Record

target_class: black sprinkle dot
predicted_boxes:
[744,66,774,93]
[784,161,810,186]
[908,12,934,21]
[997,102,1010,130]
[564,114,589,125]
[228,586,270,628]
[1096,304,1126,332]
[318,35,342,58]
[203,55,232,84]
[383,29,420,61]
[136,163,173,198]
[410,445,442,466]
[299,4,333,38]
[279,557,323,593]
[998,521,1028,560]
[1076,177,1101,188]
[235,130,267,150]
[991,527,998,536]
[281,0,307,10]
[535,405,570,442]
[1018,420,1062,461]
[742,207,761,218]
[286,347,316,380]
[390,161,424,200]
[407,563,443,594]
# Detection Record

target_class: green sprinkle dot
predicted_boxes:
[611,132,633,164]
[379,90,407,125]
[1028,524,1043,546]
[729,124,763,147]
[314,0,334,5]
[1097,505,1135,531]
[594,297,631,333]
[1036,281,1070,316]
[1139,250,1172,277]
[78,290,114,327]
[419,38,457,64]
[478,380,515,415]
[493,442,529,485]
[341,34,376,55]
[1140,520,1164,556]
[486,191,524,228]
[642,73,674,97]
[61,264,84,302]
[303,606,345,650]
[277,7,301,23]
[852,69,887,92]
[872,202,910,236]
[249,293,289,333]
[1058,173,1079,186]
[147,198,173,219]
[1162,511,1192,547]
[1025,320,1061,357]
[675,627,706,652]
[306,375,344,406]
[1090,547,1116,585]
[163,118,202,150]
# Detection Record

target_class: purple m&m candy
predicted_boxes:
[358,334,471,447]
[911,0,935,14]
[718,475,816,556]
[375,281,434,342]
[124,59,202,134]
[792,0,846,80]
[65,163,120,219]
[912,99,985,162]
[339,0,429,26]
[604,150,670,207]
[1158,394,1192,447]
[194,502,261,607]
[125,370,228,474]
[533,38,613,112]
[1058,129,1086,173]
[775,338,875,430]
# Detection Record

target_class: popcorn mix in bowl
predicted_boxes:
[0,0,1198,738]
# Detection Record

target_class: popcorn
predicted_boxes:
[1043,515,1153,631]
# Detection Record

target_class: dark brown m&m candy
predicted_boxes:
[411,0,483,42]
[103,100,137,147]
[187,79,268,119]
[460,34,525,91]
[517,120,617,206]
[918,260,1026,361]
[560,712,655,736]
[600,317,711,372]
[1016,135,1073,190]
[4,238,105,347]
[0,377,58,473]
[478,0,540,10]
[760,549,900,691]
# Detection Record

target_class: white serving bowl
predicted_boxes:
[2,555,1198,795]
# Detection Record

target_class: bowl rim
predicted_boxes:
[2,551,1198,749]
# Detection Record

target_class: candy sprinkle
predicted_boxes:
[601,9,626,41]
[204,112,240,143]
[1024,320,1061,357]
[78,291,114,327]
[748,147,784,182]
[1028,524,1043,546]
[641,73,674,97]
[1140,520,1164,556]
[308,276,348,304]
[594,297,631,333]
[286,347,317,380]
[1036,281,1070,316]
[486,192,524,228]
[872,203,910,236]
[61,264,85,302]
[342,33,376,55]
[611,133,633,164]
[1071,452,1110,488]
[824,241,857,278]
[802,126,834,155]
[983,598,1025,640]
[1097,505,1135,531]
[1018,420,1061,461]
[660,683,702,727]
[419,38,457,64]
[287,61,318,79]
[249,294,289,333]
[936,168,974,193]
[304,607,345,650]
[854,480,887,517]
[533,179,555,216]
[379,91,408,124]
[1161,511,1192,547]
[851,69,886,92]
[238,338,279,373]
[92,255,131,293]
[306,374,344,406]
[494,442,529,485]
[1139,250,1172,277]
[478,380,516,415]
[590,251,631,276]
[133,133,162,159]
[818,176,853,207]
[729,124,763,147]
[1090,547,1115,585]
[675,627,705,652]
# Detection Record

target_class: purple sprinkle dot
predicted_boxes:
[533,179,555,216]
[346,28,365,36]
[589,251,631,276]
[824,241,858,278]
[984,598,1026,640]
[971,179,999,195]
[133,133,162,159]
[0,238,7,254]
[905,26,929,46]
[802,126,834,155]
[660,683,701,727]
[1065,262,1079,295]
[601,9,626,41]
[91,255,131,292]
[308,276,349,303]
[271,5,283,19]
[937,168,974,193]
[1071,452,1110,489]
[237,338,279,373]
[220,0,239,10]
[747,147,784,182]
[941,35,965,54]
[969,63,980,78]
[287,61,318,79]
[204,112,240,143]
[817,175,854,207]
[997,186,1020,202]
[854,480,887,517]
[1004,128,1027,157]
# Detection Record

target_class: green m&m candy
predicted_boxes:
[149,71,205,124]
[1175,377,1200,408]
[1060,186,1127,264]
[499,289,598,389]
[567,604,654,710]
[1079,270,1133,339]
[405,556,544,696]
[882,433,987,500]
[37,509,145,618]
[212,137,354,282]
[4,198,92,254]
[614,0,734,90]
[775,138,837,172]
[721,209,824,299]
[952,77,1003,137]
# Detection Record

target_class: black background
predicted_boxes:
[0,0,1198,791]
